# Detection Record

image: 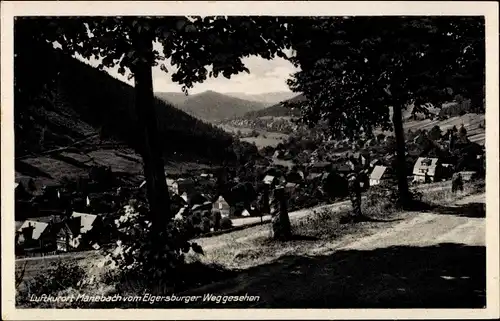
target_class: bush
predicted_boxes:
[363,185,423,217]
[102,200,205,290]
[220,217,233,229]
[16,261,87,308]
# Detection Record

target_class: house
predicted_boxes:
[306,173,323,181]
[171,193,188,207]
[172,178,194,195]
[353,152,370,167]
[332,163,352,177]
[17,220,55,251]
[56,212,101,252]
[166,178,176,189]
[285,182,299,194]
[369,158,382,168]
[308,161,332,173]
[263,175,277,186]
[369,165,388,186]
[213,195,231,217]
[413,157,441,183]
[15,177,37,198]
[458,171,477,182]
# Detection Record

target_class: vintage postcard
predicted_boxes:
[1,1,499,320]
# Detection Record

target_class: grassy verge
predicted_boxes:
[420,180,485,205]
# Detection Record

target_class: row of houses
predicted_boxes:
[16,211,102,255]
[368,156,480,186]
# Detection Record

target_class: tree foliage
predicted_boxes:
[16,16,291,92]
[285,16,484,137]
[429,125,442,141]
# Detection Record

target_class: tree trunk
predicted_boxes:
[131,26,171,229]
[272,187,291,240]
[392,104,411,207]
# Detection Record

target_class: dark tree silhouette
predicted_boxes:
[429,125,443,141]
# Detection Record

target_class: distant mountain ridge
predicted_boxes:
[155,90,267,122]
[224,91,297,105]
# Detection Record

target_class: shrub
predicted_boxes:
[102,200,205,290]
[220,217,233,229]
[363,185,423,217]
[16,260,87,307]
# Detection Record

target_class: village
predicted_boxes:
[14,120,485,259]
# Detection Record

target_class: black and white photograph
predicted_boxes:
[1,1,499,319]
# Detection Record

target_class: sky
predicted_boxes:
[75,45,299,95]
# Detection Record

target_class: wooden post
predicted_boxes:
[271,186,291,240]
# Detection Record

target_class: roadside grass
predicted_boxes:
[185,204,396,271]
[421,180,485,206]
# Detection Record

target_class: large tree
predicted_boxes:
[15,16,292,230]
[285,16,484,206]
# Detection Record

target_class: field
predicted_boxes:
[218,124,289,148]
[376,113,485,145]
[16,146,216,189]
[404,113,485,145]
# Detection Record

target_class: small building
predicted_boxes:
[458,171,477,182]
[332,163,352,177]
[369,165,388,186]
[353,152,370,167]
[213,195,231,218]
[413,157,441,183]
[369,158,382,168]
[57,212,101,252]
[15,177,37,198]
[306,173,323,181]
[284,182,299,194]
[263,175,277,186]
[17,220,55,251]
[172,178,194,195]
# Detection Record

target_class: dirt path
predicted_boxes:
[180,193,486,308]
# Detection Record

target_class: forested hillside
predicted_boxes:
[15,46,236,163]
[240,94,305,119]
